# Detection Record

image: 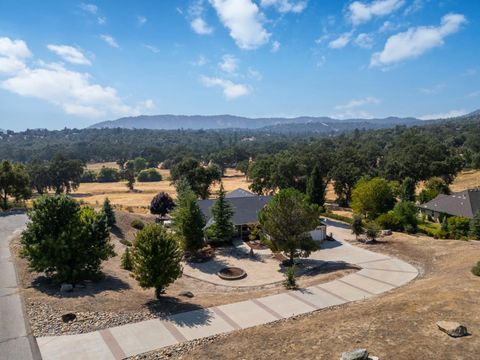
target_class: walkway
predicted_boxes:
[0,214,41,360]
[37,221,418,360]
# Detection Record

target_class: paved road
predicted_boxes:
[0,214,41,360]
[37,222,418,360]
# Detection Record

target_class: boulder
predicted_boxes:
[436,321,468,337]
[341,349,369,360]
[61,313,76,323]
[60,283,73,293]
[179,291,194,298]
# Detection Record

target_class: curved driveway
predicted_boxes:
[0,214,41,360]
[37,219,418,360]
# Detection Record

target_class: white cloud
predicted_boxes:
[143,44,160,54]
[192,55,208,66]
[418,109,467,120]
[201,75,250,99]
[316,55,326,67]
[100,34,119,48]
[354,33,374,48]
[209,0,270,50]
[97,16,106,25]
[79,3,106,24]
[371,13,466,68]
[191,17,214,34]
[333,96,381,118]
[348,0,405,25]
[0,37,150,119]
[336,96,381,110]
[328,32,352,49]
[468,90,480,98]
[47,44,91,65]
[247,67,262,80]
[137,15,147,26]
[404,0,427,16]
[419,83,445,95]
[271,40,281,52]
[219,54,239,74]
[260,0,307,13]
[0,38,31,75]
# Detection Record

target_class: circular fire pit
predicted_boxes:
[217,267,247,280]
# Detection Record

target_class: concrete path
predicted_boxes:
[37,221,418,360]
[0,214,41,360]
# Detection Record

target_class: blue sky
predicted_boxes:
[0,0,479,130]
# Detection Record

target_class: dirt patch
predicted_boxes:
[12,211,354,336]
[173,234,480,360]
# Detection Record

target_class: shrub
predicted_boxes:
[101,198,116,228]
[321,211,353,224]
[351,214,364,240]
[472,261,480,276]
[447,216,470,239]
[120,239,132,247]
[97,167,120,183]
[131,219,145,230]
[393,201,418,232]
[80,170,97,183]
[137,168,162,182]
[284,266,297,289]
[150,192,175,217]
[470,212,480,240]
[132,224,183,298]
[21,195,115,284]
[365,222,380,242]
[376,212,402,231]
[121,247,133,271]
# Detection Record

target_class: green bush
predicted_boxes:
[284,266,297,289]
[131,219,145,230]
[447,216,470,239]
[376,212,402,231]
[472,261,480,276]
[132,224,183,299]
[393,201,418,232]
[321,211,353,224]
[21,195,115,284]
[97,167,120,183]
[120,239,132,247]
[137,168,162,182]
[80,170,97,183]
[121,247,133,271]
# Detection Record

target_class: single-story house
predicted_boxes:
[418,189,480,220]
[197,188,326,241]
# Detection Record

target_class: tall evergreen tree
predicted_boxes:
[351,214,364,240]
[209,183,235,242]
[400,177,416,202]
[101,198,116,228]
[306,165,326,207]
[171,180,205,254]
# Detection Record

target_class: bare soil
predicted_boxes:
[12,211,353,336]
[174,233,480,360]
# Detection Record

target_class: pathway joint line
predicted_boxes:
[337,279,375,295]
[362,267,417,274]
[99,328,126,360]
[314,285,349,303]
[162,320,187,343]
[356,272,398,287]
[356,257,391,265]
[286,291,319,310]
[251,299,283,320]
[211,307,242,330]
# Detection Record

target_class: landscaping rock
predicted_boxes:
[60,283,73,293]
[179,291,194,298]
[341,348,369,360]
[61,313,77,323]
[436,321,468,337]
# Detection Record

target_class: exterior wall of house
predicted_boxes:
[310,225,327,242]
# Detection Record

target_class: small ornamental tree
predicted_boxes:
[351,214,365,240]
[132,224,183,299]
[150,192,175,217]
[121,247,133,271]
[259,188,320,265]
[101,198,116,228]
[351,177,396,220]
[208,183,235,242]
[171,180,205,254]
[0,160,31,210]
[21,195,114,284]
[306,165,326,207]
[470,212,480,240]
[365,222,380,243]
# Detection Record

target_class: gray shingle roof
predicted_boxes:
[418,189,480,219]
[198,194,271,226]
[225,188,256,198]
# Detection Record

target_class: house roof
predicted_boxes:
[225,188,256,198]
[198,192,271,226]
[418,189,480,219]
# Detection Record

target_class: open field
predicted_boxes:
[172,233,480,360]
[72,167,250,212]
[451,169,480,192]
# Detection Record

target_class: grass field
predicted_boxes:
[72,166,250,212]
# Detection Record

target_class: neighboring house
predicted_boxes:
[198,188,326,241]
[418,189,480,220]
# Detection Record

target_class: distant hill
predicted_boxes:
[90,114,423,131]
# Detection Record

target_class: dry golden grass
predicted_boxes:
[86,162,119,171]
[72,165,250,212]
[451,169,480,192]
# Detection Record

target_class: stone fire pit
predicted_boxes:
[217,267,247,280]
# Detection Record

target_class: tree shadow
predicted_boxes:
[110,224,125,239]
[145,297,213,327]
[186,255,231,275]
[30,273,131,298]
[278,259,359,278]
[321,239,343,249]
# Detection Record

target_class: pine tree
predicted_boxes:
[101,198,116,227]
[306,165,326,207]
[121,247,133,271]
[351,214,364,240]
[171,180,205,254]
[400,177,416,202]
[209,183,235,242]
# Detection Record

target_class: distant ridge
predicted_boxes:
[89,114,423,131]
